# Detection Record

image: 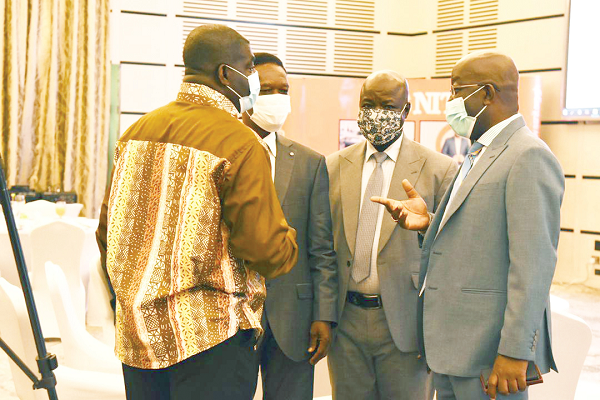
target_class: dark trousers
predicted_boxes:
[122,330,258,400]
[256,319,314,400]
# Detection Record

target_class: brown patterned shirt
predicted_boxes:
[96,83,298,369]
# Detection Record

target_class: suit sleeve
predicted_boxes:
[221,140,298,279]
[308,156,338,324]
[497,146,564,361]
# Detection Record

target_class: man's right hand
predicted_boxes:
[371,179,430,231]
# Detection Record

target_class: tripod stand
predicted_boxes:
[0,156,59,400]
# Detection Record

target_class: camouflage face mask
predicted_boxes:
[357,105,406,146]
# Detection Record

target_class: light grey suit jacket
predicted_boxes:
[264,134,338,362]
[418,116,564,377]
[327,138,457,352]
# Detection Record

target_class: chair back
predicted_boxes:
[30,221,86,337]
[529,310,593,400]
[0,278,46,400]
[1,277,126,399]
[45,262,89,369]
[86,256,116,348]
[21,200,57,219]
[64,203,84,218]
[45,262,120,374]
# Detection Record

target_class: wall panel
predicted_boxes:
[117,0,169,14]
[118,14,170,64]
[579,126,600,176]
[120,65,172,113]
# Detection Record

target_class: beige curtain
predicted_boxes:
[0,0,110,217]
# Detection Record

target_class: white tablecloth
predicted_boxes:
[0,217,100,288]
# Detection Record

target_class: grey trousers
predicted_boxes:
[256,319,314,400]
[433,373,528,400]
[328,302,433,400]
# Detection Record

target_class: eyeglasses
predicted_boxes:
[450,83,500,97]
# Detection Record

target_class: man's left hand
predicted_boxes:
[308,321,332,365]
[485,354,528,399]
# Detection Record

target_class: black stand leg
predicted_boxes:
[0,156,59,400]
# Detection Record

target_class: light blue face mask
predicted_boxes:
[224,65,260,113]
[445,85,487,139]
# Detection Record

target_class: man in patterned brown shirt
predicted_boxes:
[96,24,298,400]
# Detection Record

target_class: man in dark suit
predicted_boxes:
[373,52,564,399]
[326,70,457,400]
[441,133,469,164]
[242,53,338,400]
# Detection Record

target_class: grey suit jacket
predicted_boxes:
[264,134,338,362]
[327,138,457,352]
[418,116,564,377]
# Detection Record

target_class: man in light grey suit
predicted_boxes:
[242,53,338,400]
[373,52,564,399]
[326,70,457,400]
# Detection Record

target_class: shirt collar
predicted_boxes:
[176,82,239,118]
[477,113,521,147]
[263,132,277,158]
[365,132,403,163]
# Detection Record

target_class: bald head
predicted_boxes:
[360,70,410,110]
[450,52,520,139]
[453,51,518,92]
[452,51,519,111]
[183,24,250,75]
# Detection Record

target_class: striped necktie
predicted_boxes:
[458,141,484,182]
[352,151,388,283]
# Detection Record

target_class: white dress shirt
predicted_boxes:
[349,134,403,294]
[263,132,277,182]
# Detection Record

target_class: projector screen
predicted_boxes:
[563,0,600,119]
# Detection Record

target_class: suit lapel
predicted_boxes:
[274,134,294,206]
[436,116,525,233]
[340,141,366,256]
[378,138,425,253]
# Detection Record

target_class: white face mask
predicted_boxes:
[249,94,291,133]
[225,65,261,113]
[445,85,487,139]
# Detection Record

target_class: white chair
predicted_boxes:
[45,262,121,374]
[64,203,84,218]
[30,220,86,338]
[529,309,592,400]
[21,200,57,219]
[0,277,125,400]
[550,294,570,313]
[86,256,116,348]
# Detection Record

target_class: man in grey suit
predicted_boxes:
[373,52,564,399]
[242,53,338,400]
[326,70,458,400]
